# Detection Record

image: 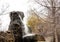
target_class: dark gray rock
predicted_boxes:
[8,11,24,42]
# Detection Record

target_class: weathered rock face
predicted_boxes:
[0,31,15,42]
[0,31,5,42]
[23,34,45,42]
[0,11,46,42]
[8,11,24,42]
[5,30,15,42]
[23,35,36,42]
[0,36,5,42]
[35,35,45,41]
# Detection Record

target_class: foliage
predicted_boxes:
[27,13,46,34]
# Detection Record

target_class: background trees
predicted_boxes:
[34,0,60,42]
[0,3,9,31]
[27,9,46,35]
[27,0,60,42]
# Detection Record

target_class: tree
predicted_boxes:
[9,11,24,42]
[0,3,9,29]
[27,9,46,34]
[28,0,60,42]
[0,4,9,15]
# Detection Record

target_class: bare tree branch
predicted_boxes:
[0,4,9,15]
[35,0,51,10]
[47,0,51,4]
[55,7,60,12]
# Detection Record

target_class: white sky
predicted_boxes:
[0,0,29,31]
